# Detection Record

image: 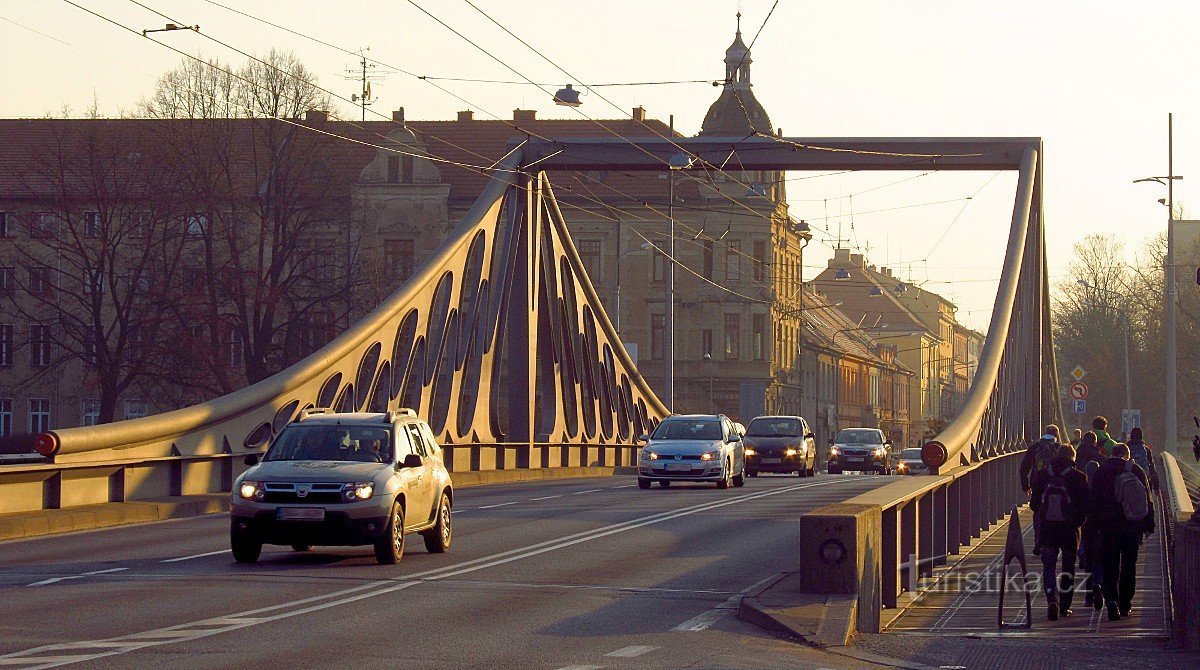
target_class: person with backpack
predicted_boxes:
[1029,443,1090,620]
[1074,431,1105,605]
[1090,443,1155,621]
[1126,427,1160,491]
[1020,425,1060,553]
[1075,431,1105,476]
[1092,416,1117,456]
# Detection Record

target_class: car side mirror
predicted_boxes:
[244,453,259,466]
[636,434,649,444]
[805,432,815,440]
[828,438,835,445]
[400,454,423,469]
[727,434,741,444]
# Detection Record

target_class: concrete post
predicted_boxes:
[798,503,884,632]
[933,485,949,566]
[900,501,917,593]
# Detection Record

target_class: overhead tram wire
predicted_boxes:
[920,171,1003,261]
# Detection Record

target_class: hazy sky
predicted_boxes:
[3,0,1196,331]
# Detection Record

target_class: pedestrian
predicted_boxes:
[1075,431,1104,478]
[1071,429,1082,447]
[1030,443,1089,620]
[1092,416,1117,456]
[1126,427,1160,491]
[1020,425,1060,553]
[1074,430,1105,605]
[1090,443,1155,621]
[1192,434,1200,463]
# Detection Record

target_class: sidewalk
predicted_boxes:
[0,466,635,543]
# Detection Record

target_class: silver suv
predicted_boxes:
[230,408,453,565]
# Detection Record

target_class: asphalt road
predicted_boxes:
[0,473,893,670]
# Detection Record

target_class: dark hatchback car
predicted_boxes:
[827,427,894,474]
[743,416,817,477]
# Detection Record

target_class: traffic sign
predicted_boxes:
[1121,409,1141,436]
[1069,382,1088,400]
[1073,399,1086,414]
[1071,365,1087,381]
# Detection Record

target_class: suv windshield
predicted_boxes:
[746,418,801,437]
[901,448,923,459]
[651,419,722,441]
[834,429,883,445]
[264,425,394,463]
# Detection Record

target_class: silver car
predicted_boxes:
[897,447,929,475]
[637,414,746,489]
[230,408,453,565]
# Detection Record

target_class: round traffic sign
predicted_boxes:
[1069,382,1088,400]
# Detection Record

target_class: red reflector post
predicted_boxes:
[33,432,60,457]
[922,441,947,470]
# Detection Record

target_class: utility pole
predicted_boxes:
[343,47,390,122]
[665,115,676,410]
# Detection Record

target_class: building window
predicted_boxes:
[651,239,666,282]
[725,240,742,281]
[387,156,400,183]
[753,240,766,282]
[84,211,102,238]
[300,310,335,354]
[703,240,714,279]
[228,326,243,368]
[81,399,100,426]
[0,324,11,366]
[82,330,98,365]
[29,399,51,433]
[701,329,713,357]
[125,399,148,420]
[650,314,664,360]
[83,269,104,295]
[0,212,8,238]
[0,399,11,437]
[0,267,11,295]
[579,239,602,282]
[402,155,415,183]
[29,324,50,366]
[28,266,54,295]
[724,313,740,360]
[185,213,208,237]
[383,239,415,281]
[30,213,56,238]
[128,212,150,238]
[752,314,765,361]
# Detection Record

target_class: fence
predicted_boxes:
[1163,453,1199,649]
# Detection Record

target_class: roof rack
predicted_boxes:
[386,408,417,423]
[298,407,332,421]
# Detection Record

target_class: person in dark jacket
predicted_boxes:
[1074,431,1105,607]
[1030,444,1090,620]
[1020,425,1060,553]
[1126,427,1160,491]
[1090,443,1155,621]
[1075,432,1104,475]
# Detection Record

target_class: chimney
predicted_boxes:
[849,253,865,268]
[881,267,893,277]
[513,109,536,122]
[832,248,851,264]
[457,110,474,122]
[304,109,329,123]
[632,106,646,122]
[392,108,405,123]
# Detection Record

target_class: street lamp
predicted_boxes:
[614,242,651,336]
[142,23,199,36]
[1135,112,1184,451]
[703,352,714,408]
[663,151,694,409]
[828,324,887,434]
[1077,280,1132,418]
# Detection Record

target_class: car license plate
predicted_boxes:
[666,462,692,471]
[277,507,325,521]
[761,458,782,464]
[845,456,864,462]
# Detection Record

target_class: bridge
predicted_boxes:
[2,135,1198,669]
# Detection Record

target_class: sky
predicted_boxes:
[2,0,1197,332]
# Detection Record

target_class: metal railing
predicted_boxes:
[1163,453,1199,649]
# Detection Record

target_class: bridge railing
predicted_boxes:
[1163,453,1200,649]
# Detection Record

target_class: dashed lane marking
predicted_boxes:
[531,494,564,500]
[570,489,603,495]
[477,501,518,509]
[26,568,128,587]
[160,550,231,563]
[604,645,658,658]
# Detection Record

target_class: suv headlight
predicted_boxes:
[238,481,264,501]
[829,446,841,456]
[342,482,375,502]
[744,447,756,456]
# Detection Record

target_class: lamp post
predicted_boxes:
[828,324,887,435]
[614,242,650,337]
[1134,112,1183,452]
[703,353,714,408]
[1078,280,1132,416]
[664,151,693,410]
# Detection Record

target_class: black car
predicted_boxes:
[827,427,894,474]
[742,416,817,477]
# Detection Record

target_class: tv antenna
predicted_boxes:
[343,47,393,121]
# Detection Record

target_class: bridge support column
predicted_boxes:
[881,505,900,609]
[899,500,917,593]
[917,494,934,579]
[798,503,883,633]
[932,485,948,567]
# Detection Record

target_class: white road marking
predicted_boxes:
[672,574,777,632]
[0,477,859,669]
[26,567,128,587]
[160,550,231,563]
[477,501,517,509]
[570,489,603,495]
[554,666,603,670]
[531,494,564,500]
[610,484,636,489]
[605,645,658,658]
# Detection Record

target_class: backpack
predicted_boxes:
[1040,469,1072,523]
[1032,439,1056,474]
[1084,459,1100,484]
[1114,461,1150,522]
[1128,441,1151,474]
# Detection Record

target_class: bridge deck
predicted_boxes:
[885,505,1170,638]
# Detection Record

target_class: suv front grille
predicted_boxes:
[263,482,346,505]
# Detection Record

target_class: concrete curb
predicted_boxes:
[737,572,858,647]
[0,466,636,543]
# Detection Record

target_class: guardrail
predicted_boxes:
[1163,453,1199,650]
[0,442,638,515]
[797,450,1024,633]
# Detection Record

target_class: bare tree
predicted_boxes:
[4,121,190,423]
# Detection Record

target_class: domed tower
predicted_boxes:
[699,13,774,137]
